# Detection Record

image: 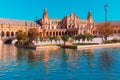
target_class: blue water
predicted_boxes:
[0,45,120,80]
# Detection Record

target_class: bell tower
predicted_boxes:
[41,8,49,29]
[87,11,93,23]
[43,8,48,19]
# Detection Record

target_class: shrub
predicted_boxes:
[104,40,113,43]
[104,39,120,43]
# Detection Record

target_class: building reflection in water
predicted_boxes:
[0,44,18,62]
[0,45,95,69]
[27,50,40,62]
[60,49,94,68]
[18,47,95,69]
[61,49,81,61]
[98,49,113,71]
[83,49,94,67]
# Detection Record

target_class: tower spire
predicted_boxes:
[43,8,48,18]
[87,10,93,23]
[87,10,92,19]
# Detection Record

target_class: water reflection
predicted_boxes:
[0,45,114,70]
[0,45,95,68]
[0,45,120,80]
[98,49,113,71]
[83,50,94,67]
[0,45,18,62]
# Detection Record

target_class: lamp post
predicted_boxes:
[1,24,3,40]
[9,23,11,38]
[104,4,108,27]
[104,4,108,41]
[25,22,28,36]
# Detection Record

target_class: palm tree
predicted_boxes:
[81,34,86,42]
[49,37,54,44]
[53,36,60,44]
[61,35,69,46]
[56,36,61,44]
[39,37,43,45]
[76,34,82,43]
[69,36,75,44]
[86,34,93,41]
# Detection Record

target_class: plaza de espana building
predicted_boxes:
[38,8,94,37]
[0,8,120,39]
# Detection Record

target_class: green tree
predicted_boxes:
[49,37,54,44]
[96,22,114,41]
[53,36,59,44]
[61,35,69,46]
[76,34,82,43]
[86,34,93,41]
[39,37,43,42]
[81,34,86,42]
[71,36,75,41]
[69,36,75,43]
[55,36,61,44]
[16,30,27,45]
[28,28,39,44]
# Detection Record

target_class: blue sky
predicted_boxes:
[0,0,119,22]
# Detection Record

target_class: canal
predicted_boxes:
[0,44,120,80]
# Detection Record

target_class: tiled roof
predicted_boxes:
[0,18,41,27]
[49,18,61,21]
[110,21,120,25]
[95,21,120,25]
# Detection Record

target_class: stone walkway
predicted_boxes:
[77,43,120,50]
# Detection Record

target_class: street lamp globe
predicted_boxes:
[104,4,108,10]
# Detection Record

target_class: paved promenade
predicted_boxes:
[77,43,120,50]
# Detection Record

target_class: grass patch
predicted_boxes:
[41,44,60,46]
[104,39,120,43]
[61,45,77,49]
[73,43,99,46]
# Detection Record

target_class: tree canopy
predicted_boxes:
[61,35,69,45]
[96,22,114,41]
[16,30,27,44]
[28,28,39,43]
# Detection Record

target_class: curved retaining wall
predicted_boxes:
[36,46,60,51]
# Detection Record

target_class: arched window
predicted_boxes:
[53,32,55,36]
[59,32,61,36]
[69,26,71,29]
[50,32,52,36]
[6,31,10,37]
[11,32,14,37]
[56,32,58,36]
[1,31,4,37]
[93,31,95,34]
[62,32,64,36]
[65,32,67,35]
[46,32,48,36]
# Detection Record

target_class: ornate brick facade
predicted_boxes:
[1,8,120,40]
[93,21,120,36]
[0,8,94,39]
[38,8,94,37]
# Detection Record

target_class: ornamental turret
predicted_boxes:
[43,8,48,19]
[41,8,49,29]
[87,11,93,23]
